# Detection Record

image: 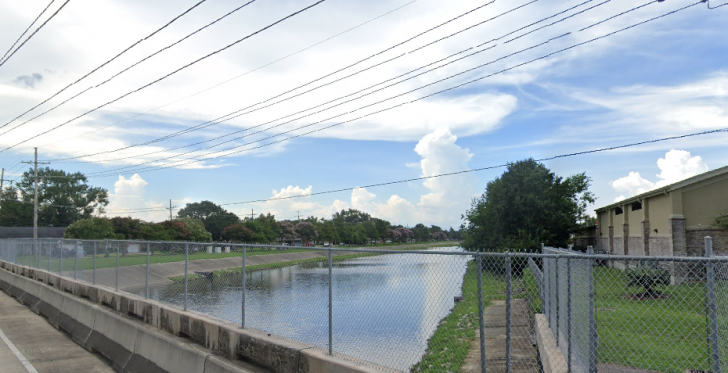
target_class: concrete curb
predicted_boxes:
[534,314,567,373]
[0,260,386,373]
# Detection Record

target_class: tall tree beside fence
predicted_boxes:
[462,159,594,251]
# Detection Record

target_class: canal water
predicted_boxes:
[142,247,470,371]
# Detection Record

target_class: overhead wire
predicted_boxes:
[0,0,328,154]
[86,0,692,177]
[0,0,208,131]
[0,0,72,67]
[0,0,56,63]
[39,0,421,148]
[50,0,538,162]
[0,0,257,136]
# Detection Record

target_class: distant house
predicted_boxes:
[572,224,597,250]
[595,165,728,257]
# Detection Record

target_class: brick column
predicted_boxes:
[623,224,630,255]
[669,217,687,256]
[608,226,614,254]
[642,220,651,256]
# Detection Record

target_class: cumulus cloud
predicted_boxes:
[105,174,189,222]
[253,128,477,227]
[610,149,709,201]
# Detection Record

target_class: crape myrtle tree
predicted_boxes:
[294,222,319,243]
[462,159,594,251]
[221,224,255,243]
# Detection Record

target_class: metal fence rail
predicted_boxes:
[1,237,727,373]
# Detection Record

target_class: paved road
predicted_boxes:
[0,291,115,373]
[74,243,455,291]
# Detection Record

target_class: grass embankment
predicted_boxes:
[412,261,513,373]
[167,244,455,282]
[167,252,385,282]
[17,241,457,273]
[17,248,310,273]
[594,267,727,373]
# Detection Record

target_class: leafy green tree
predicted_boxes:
[333,209,371,225]
[372,218,391,239]
[15,167,108,226]
[0,186,32,226]
[177,201,239,241]
[412,223,430,242]
[64,217,118,239]
[294,222,319,243]
[141,222,170,241]
[319,220,339,243]
[462,159,594,251]
[222,224,255,243]
[175,218,212,242]
[362,220,379,242]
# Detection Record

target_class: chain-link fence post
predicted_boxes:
[46,241,50,272]
[145,242,150,299]
[477,254,486,373]
[705,236,722,373]
[37,239,41,269]
[242,245,246,328]
[116,242,120,291]
[184,243,189,311]
[74,240,78,280]
[567,255,572,373]
[587,246,597,373]
[328,247,333,356]
[93,241,97,285]
[60,241,64,277]
[555,255,560,346]
[505,252,512,373]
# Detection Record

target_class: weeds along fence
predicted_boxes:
[0,237,726,373]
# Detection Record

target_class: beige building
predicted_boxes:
[595,165,728,257]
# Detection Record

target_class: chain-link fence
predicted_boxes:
[1,237,727,373]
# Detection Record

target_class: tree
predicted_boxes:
[294,222,319,243]
[362,220,379,242]
[175,218,213,242]
[140,222,170,241]
[462,159,594,251]
[64,217,118,239]
[332,209,371,225]
[222,224,255,243]
[0,186,33,226]
[110,217,144,239]
[177,201,239,241]
[387,227,413,243]
[412,223,430,242]
[15,167,108,226]
[279,221,295,242]
[319,220,339,243]
[372,218,391,239]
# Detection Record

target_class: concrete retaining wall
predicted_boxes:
[0,260,379,373]
[534,314,567,373]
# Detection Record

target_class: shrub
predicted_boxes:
[624,267,671,296]
[64,217,119,240]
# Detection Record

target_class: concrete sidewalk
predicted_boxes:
[0,291,114,373]
[463,299,539,373]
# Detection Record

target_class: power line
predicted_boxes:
[0,0,258,135]
[0,0,208,131]
[50,0,532,162]
[86,0,691,177]
[0,0,328,154]
[0,0,56,63]
[0,0,71,67]
[39,0,421,149]
[706,0,728,9]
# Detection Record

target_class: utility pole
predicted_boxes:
[251,209,254,220]
[167,199,174,220]
[298,211,300,222]
[22,148,50,239]
[0,168,4,204]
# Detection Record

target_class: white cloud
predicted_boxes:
[609,149,709,200]
[254,128,477,227]
[105,174,189,221]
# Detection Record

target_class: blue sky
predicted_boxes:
[0,0,727,228]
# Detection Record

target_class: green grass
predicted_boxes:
[15,247,312,273]
[593,267,725,373]
[522,266,542,315]
[411,261,513,373]
[167,252,385,282]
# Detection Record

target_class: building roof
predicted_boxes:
[595,164,728,212]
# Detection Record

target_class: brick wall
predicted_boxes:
[686,228,728,256]
[649,237,672,256]
[613,237,624,255]
[628,237,645,255]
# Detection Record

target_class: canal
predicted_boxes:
[142,247,470,371]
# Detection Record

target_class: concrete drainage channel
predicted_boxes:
[0,260,379,373]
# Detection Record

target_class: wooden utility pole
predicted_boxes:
[251,209,254,220]
[168,199,174,220]
[0,168,4,204]
[21,148,50,239]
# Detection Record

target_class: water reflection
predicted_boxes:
[141,247,469,371]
